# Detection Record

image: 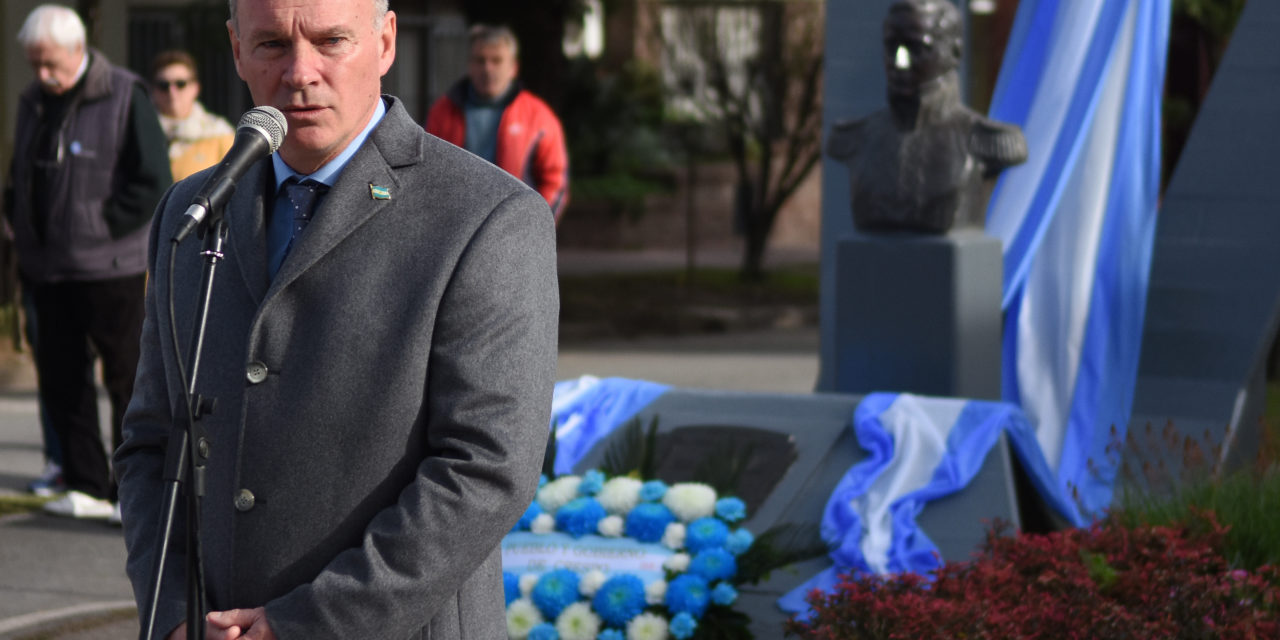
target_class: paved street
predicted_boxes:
[0,321,818,638]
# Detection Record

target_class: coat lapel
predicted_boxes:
[264,98,424,301]
[225,160,272,306]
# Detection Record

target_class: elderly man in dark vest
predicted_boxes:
[4,4,171,521]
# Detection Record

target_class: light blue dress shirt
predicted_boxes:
[267,98,387,278]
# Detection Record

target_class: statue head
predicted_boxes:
[883,0,963,100]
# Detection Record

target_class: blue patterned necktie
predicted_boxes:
[276,178,328,273]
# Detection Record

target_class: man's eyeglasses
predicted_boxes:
[153,79,192,91]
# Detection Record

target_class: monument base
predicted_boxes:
[833,229,1002,399]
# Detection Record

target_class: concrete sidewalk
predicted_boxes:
[0,321,819,638]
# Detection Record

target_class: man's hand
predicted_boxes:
[162,608,276,640]
[207,608,276,640]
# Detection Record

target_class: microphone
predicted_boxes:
[172,106,287,242]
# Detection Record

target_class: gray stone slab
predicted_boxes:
[817,0,899,391]
[1130,0,1280,474]
[831,231,1003,400]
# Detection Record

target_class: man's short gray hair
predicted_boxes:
[227,0,390,30]
[17,4,86,51]
[469,24,519,57]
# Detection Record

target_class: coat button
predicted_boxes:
[246,361,268,384]
[234,489,256,512]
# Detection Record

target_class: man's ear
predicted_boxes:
[378,11,398,76]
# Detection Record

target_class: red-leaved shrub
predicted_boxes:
[786,513,1280,639]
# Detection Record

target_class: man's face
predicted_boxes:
[883,7,958,98]
[467,41,518,100]
[151,63,200,119]
[228,0,396,173]
[26,41,84,96]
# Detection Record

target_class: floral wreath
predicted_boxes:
[503,469,756,640]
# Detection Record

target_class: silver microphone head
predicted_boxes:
[238,106,288,153]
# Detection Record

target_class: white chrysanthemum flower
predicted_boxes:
[596,477,643,514]
[598,515,625,537]
[579,569,608,597]
[506,598,543,639]
[644,578,668,606]
[662,483,717,522]
[530,513,556,534]
[519,573,539,597]
[663,553,690,573]
[661,522,686,550]
[537,476,582,513]
[627,611,669,640]
[556,602,601,640]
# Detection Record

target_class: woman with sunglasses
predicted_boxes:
[149,50,234,181]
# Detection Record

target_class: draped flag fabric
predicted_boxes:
[778,393,1085,616]
[549,376,670,474]
[984,0,1169,518]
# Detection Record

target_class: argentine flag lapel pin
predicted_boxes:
[370,184,391,200]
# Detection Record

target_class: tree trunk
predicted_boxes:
[739,214,769,282]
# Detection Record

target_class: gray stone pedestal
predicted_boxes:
[833,230,1003,399]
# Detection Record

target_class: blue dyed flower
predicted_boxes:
[625,502,676,543]
[554,497,607,538]
[639,480,668,502]
[578,469,606,495]
[685,517,730,553]
[669,612,698,639]
[665,574,711,618]
[726,528,755,556]
[529,622,559,640]
[711,582,738,606]
[715,496,747,522]
[539,474,549,487]
[689,548,737,582]
[514,500,544,532]
[598,630,625,640]
[592,574,647,627]
[531,569,580,620]
[503,571,520,606]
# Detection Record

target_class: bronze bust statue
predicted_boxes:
[829,0,1028,233]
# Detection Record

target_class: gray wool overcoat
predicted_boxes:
[116,97,558,639]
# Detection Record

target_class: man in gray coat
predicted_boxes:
[114,1,558,638]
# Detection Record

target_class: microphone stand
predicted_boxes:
[140,211,230,640]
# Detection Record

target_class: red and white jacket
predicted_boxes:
[426,80,568,221]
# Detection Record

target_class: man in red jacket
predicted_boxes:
[427,25,568,222]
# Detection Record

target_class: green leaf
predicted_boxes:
[692,441,755,497]
[1080,549,1119,591]
[735,522,830,586]
[541,425,558,478]
[600,415,662,478]
[692,605,754,640]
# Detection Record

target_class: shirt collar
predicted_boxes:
[70,49,89,87]
[272,97,387,191]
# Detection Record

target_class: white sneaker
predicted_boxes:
[108,503,123,527]
[42,490,115,520]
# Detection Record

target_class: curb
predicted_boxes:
[0,601,135,638]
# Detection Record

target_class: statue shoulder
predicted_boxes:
[827,113,881,160]
[969,116,1029,168]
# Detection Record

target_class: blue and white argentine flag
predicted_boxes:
[986,0,1169,518]
[777,393,1085,615]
